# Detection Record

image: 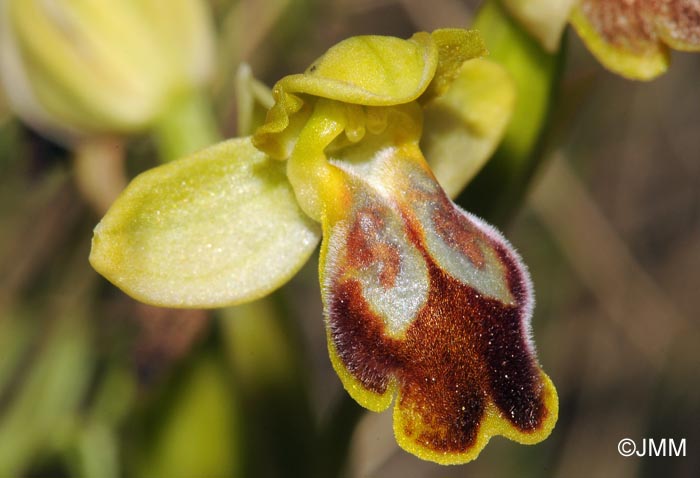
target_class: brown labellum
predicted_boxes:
[321,156,557,463]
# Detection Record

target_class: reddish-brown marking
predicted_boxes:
[581,0,700,51]
[345,205,402,289]
[402,163,486,268]
[430,194,486,268]
[581,0,655,52]
[328,215,549,453]
[650,0,700,46]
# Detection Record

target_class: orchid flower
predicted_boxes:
[90,29,557,464]
[503,0,700,80]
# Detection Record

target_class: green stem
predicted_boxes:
[458,0,564,225]
[153,89,221,163]
[220,296,316,478]
[316,393,365,478]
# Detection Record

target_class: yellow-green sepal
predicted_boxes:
[421,58,515,198]
[90,137,320,308]
[6,0,168,132]
[252,29,490,161]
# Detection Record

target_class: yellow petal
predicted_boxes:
[419,29,487,103]
[253,29,491,161]
[90,137,320,308]
[253,31,438,159]
[421,58,515,198]
[280,32,438,105]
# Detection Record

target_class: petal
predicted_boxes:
[322,174,429,411]
[321,148,557,464]
[253,29,490,161]
[421,58,515,198]
[90,137,320,308]
[571,0,700,80]
[418,29,487,103]
[651,0,700,51]
[253,32,438,159]
[278,32,438,106]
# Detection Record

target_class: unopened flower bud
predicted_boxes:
[0,0,214,143]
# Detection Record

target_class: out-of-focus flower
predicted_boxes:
[89,29,557,464]
[502,0,700,80]
[0,0,214,143]
[570,0,700,79]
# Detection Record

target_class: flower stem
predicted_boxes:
[459,0,564,224]
[73,138,127,214]
[153,89,221,163]
[220,296,315,477]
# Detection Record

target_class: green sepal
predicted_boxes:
[90,137,321,308]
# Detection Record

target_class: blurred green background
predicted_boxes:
[0,1,698,477]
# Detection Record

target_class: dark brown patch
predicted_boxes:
[328,217,548,453]
[482,243,545,431]
[329,280,403,394]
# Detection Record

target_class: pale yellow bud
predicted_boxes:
[0,0,214,143]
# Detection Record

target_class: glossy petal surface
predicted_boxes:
[90,137,320,308]
[320,146,557,464]
[571,0,700,80]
